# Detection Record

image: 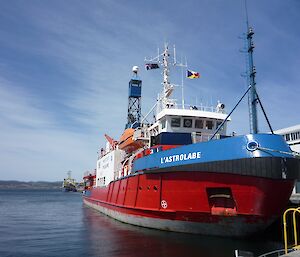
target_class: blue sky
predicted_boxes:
[0,0,299,181]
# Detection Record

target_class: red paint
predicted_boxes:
[84,171,294,227]
[83,173,96,190]
[135,145,179,159]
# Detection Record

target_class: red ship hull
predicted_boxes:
[83,171,295,237]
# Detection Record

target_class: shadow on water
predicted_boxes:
[81,206,283,257]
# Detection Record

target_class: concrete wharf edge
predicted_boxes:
[282,250,300,257]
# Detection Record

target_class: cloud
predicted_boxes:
[0,77,98,181]
[0,78,54,129]
[0,0,299,181]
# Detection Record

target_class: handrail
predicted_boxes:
[283,207,300,254]
[293,207,300,247]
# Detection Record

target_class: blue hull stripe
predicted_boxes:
[133,134,292,172]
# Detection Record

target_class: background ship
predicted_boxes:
[62,171,77,192]
[82,25,300,237]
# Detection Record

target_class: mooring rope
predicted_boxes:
[257,146,300,158]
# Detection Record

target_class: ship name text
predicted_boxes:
[160,151,202,164]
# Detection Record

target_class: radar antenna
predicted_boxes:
[145,43,187,111]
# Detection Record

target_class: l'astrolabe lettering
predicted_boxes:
[160,152,201,164]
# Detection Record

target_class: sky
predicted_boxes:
[0,0,299,181]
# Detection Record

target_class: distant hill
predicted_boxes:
[0,180,62,190]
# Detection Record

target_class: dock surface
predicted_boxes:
[282,250,300,256]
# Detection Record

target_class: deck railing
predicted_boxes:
[156,99,225,114]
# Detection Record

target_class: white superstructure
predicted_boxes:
[275,124,300,194]
[96,142,124,187]
[274,124,300,153]
[148,104,229,141]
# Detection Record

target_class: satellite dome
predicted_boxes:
[132,66,139,73]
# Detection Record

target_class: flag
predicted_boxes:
[187,69,200,79]
[145,63,160,70]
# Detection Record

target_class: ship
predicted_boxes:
[62,171,77,192]
[82,26,300,237]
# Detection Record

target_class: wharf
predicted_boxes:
[282,250,300,256]
[289,193,300,204]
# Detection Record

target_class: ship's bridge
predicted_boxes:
[148,104,230,144]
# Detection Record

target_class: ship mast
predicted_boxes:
[246,2,258,134]
[162,43,174,107]
[247,27,258,134]
[145,43,187,112]
[144,43,188,118]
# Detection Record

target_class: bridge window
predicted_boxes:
[183,118,192,128]
[171,117,181,127]
[292,131,300,140]
[195,119,203,129]
[161,119,166,129]
[206,120,213,130]
[291,133,297,141]
[216,121,223,130]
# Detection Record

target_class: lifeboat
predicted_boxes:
[118,128,144,154]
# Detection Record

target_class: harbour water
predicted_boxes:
[0,189,284,257]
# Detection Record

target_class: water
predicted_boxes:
[0,189,283,257]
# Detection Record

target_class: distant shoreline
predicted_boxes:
[0,180,62,190]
